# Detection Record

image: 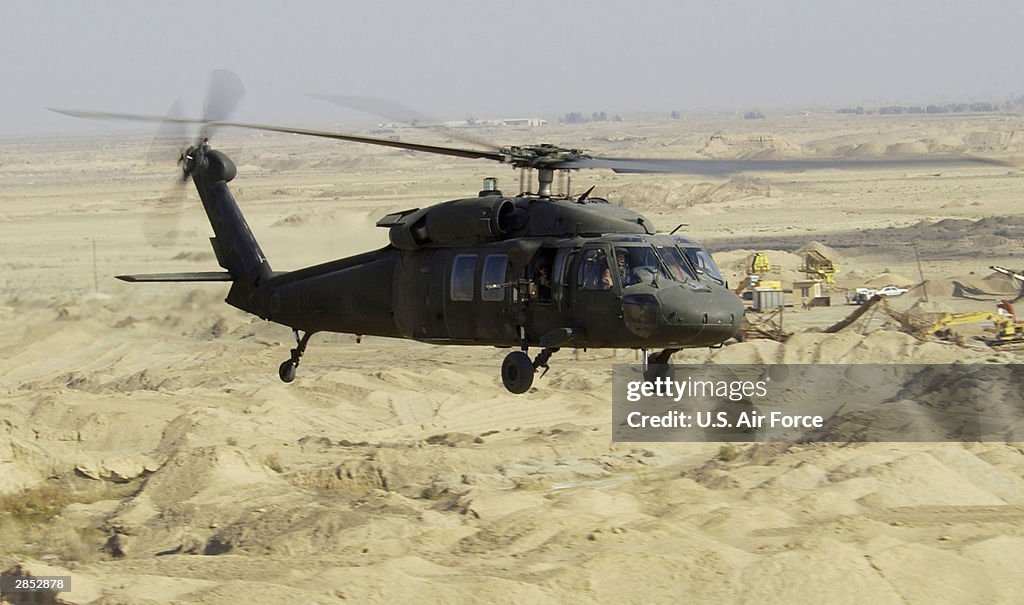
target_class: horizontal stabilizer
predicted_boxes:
[116,271,234,283]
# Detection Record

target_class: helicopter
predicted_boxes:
[53,72,1001,393]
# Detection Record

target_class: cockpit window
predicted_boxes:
[614,246,671,286]
[682,246,725,285]
[655,246,698,283]
[578,248,614,290]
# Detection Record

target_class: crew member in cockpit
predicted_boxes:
[616,249,632,286]
[582,250,613,290]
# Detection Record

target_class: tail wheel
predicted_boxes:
[501,351,535,394]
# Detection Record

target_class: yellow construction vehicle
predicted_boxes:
[734,252,771,296]
[918,310,1024,347]
[750,252,770,274]
[827,296,1024,348]
[801,250,839,285]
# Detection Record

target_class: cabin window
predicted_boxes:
[578,248,613,290]
[529,248,557,302]
[481,254,508,301]
[450,254,477,301]
[552,248,572,302]
[552,249,570,287]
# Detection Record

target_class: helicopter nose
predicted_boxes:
[698,290,744,343]
[626,285,742,346]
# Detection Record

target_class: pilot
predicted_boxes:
[615,249,631,285]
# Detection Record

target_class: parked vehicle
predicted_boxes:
[877,285,909,297]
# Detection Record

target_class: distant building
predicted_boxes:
[444,118,547,127]
[385,118,548,129]
[496,118,547,126]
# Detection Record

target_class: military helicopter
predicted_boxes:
[53,72,999,393]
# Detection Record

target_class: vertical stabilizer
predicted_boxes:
[189,146,272,315]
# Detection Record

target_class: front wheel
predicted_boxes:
[279,360,297,383]
[501,352,535,394]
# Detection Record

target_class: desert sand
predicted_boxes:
[3,112,1024,604]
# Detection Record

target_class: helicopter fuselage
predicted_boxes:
[256,193,743,352]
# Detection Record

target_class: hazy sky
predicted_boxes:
[4,0,1024,135]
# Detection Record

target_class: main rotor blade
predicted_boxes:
[50,108,180,124]
[561,155,1013,174]
[54,107,1012,175]
[51,109,505,162]
[206,119,507,162]
[310,93,502,151]
[201,69,245,141]
[311,94,433,126]
[145,98,188,166]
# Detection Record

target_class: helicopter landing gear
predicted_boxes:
[643,348,679,382]
[501,347,559,394]
[532,347,558,378]
[502,351,534,394]
[279,329,313,384]
[279,360,297,383]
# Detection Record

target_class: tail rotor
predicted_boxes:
[137,71,246,247]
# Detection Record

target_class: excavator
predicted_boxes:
[918,301,1024,347]
[826,295,1024,348]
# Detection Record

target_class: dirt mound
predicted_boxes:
[697,131,803,159]
[271,208,338,227]
[861,271,916,288]
[678,330,995,365]
[908,272,1020,299]
[796,240,846,268]
[885,141,931,155]
[836,141,887,157]
[906,299,954,321]
[810,366,1024,442]
[608,177,772,211]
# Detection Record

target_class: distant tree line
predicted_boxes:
[668,110,765,119]
[837,100,1009,116]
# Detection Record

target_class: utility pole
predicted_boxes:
[912,241,927,302]
[92,237,98,293]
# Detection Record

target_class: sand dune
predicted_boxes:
[3,115,1024,603]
